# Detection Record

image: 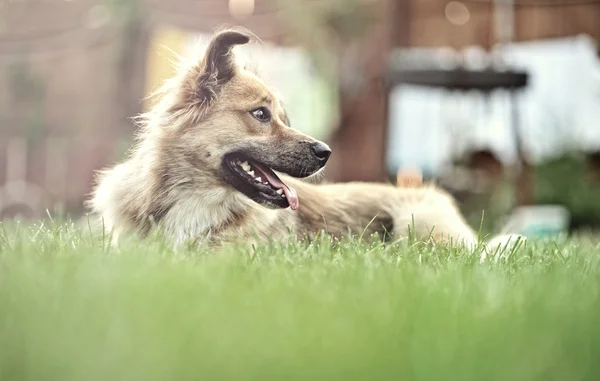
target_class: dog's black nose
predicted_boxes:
[311,142,332,164]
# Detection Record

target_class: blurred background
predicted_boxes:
[0,0,599,236]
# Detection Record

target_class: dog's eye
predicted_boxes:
[250,107,271,123]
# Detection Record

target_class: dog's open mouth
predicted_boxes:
[223,154,299,210]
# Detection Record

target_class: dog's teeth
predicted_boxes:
[281,194,286,198]
[276,189,283,195]
[241,161,251,171]
[255,177,262,182]
[247,170,255,176]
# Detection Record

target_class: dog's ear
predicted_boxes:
[182,29,250,109]
[202,30,250,83]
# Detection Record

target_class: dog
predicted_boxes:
[88,27,523,254]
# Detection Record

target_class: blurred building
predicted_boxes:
[0,0,599,218]
[395,0,600,48]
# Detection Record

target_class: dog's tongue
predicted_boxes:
[268,174,299,210]
[253,165,299,210]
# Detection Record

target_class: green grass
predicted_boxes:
[1,221,600,381]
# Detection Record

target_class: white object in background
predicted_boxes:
[502,205,570,238]
[386,35,600,176]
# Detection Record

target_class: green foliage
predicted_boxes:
[105,0,141,24]
[0,221,599,380]
[533,152,600,229]
[278,0,379,84]
[7,61,46,145]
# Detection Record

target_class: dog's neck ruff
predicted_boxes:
[158,190,252,245]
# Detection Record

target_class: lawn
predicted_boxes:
[1,221,599,381]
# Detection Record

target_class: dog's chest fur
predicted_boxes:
[160,191,296,245]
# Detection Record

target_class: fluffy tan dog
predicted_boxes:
[89,27,523,253]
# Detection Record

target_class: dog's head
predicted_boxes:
[154,28,331,210]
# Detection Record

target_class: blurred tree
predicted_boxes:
[279,0,394,182]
